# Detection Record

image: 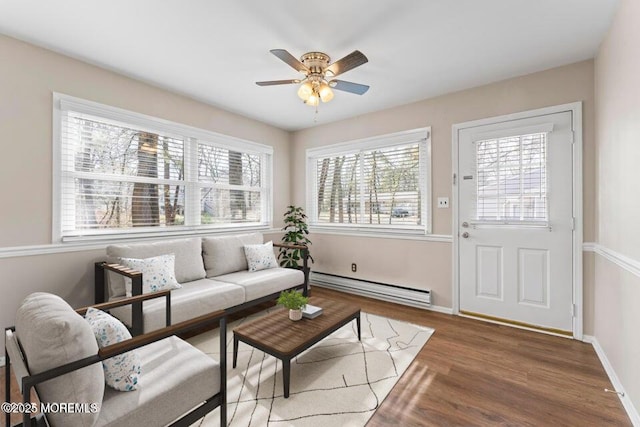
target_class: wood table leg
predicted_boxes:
[233,334,239,369]
[283,358,291,398]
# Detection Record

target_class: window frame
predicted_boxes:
[52,93,273,243]
[306,127,432,236]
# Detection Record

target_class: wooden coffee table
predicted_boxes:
[232,296,361,398]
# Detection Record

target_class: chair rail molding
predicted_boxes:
[583,242,640,279]
[0,228,284,259]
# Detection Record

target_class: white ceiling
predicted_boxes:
[0,0,619,131]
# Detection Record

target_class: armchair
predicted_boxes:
[4,291,226,427]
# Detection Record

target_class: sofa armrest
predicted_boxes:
[273,243,308,251]
[273,243,310,296]
[94,262,145,336]
[98,310,225,359]
[76,290,172,331]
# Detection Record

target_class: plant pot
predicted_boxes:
[289,309,303,321]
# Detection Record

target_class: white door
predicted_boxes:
[457,111,574,334]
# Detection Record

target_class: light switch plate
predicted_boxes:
[437,197,449,208]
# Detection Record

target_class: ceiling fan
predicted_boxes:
[256,49,370,107]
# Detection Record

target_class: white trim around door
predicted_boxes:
[452,102,584,340]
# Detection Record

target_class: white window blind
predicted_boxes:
[475,132,547,224]
[55,94,272,241]
[307,128,431,234]
[198,144,266,224]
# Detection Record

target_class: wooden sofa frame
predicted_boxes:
[4,290,227,427]
[94,243,310,336]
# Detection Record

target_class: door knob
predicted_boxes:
[461,232,470,238]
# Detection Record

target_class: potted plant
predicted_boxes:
[277,290,309,321]
[278,205,314,268]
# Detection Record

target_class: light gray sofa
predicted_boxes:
[95,233,309,335]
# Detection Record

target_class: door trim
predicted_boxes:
[451,102,583,339]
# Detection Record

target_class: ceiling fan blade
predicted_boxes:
[270,49,309,73]
[329,79,370,95]
[256,79,301,86]
[324,50,368,77]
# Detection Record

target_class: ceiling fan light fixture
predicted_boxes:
[306,92,319,106]
[257,49,369,111]
[319,82,334,103]
[297,81,313,100]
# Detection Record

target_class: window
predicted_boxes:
[306,128,431,234]
[54,94,272,241]
[475,132,547,224]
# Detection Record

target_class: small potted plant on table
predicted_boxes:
[277,290,309,321]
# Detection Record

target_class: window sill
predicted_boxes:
[309,225,452,243]
[60,224,272,244]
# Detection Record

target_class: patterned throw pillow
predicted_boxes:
[85,307,141,391]
[244,241,279,272]
[119,253,182,297]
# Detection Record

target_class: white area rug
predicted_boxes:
[187,308,434,427]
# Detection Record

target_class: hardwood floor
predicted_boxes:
[1,287,631,426]
[312,288,630,426]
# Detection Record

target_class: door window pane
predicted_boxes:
[476,133,547,222]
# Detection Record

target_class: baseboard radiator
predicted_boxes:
[311,272,431,309]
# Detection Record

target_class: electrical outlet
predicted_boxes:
[351,263,357,272]
[437,197,449,208]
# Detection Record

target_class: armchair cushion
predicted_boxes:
[15,293,104,427]
[202,232,262,277]
[85,308,141,391]
[95,336,220,427]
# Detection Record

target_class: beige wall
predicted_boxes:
[594,0,640,414]
[0,34,290,343]
[292,60,595,311]
[0,34,291,247]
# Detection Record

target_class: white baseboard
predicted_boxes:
[583,335,640,426]
[312,272,453,315]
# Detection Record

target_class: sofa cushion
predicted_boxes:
[95,336,220,427]
[15,293,104,427]
[109,279,245,333]
[85,308,141,391]
[214,267,304,301]
[202,232,263,277]
[107,238,205,297]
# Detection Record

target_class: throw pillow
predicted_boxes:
[244,241,279,272]
[119,253,182,297]
[85,307,141,391]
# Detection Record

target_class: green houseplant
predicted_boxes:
[278,205,314,268]
[277,290,309,321]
